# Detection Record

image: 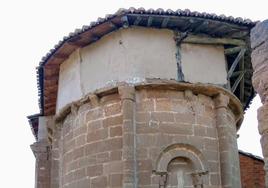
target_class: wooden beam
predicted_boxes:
[239,54,245,102]
[225,46,243,55]
[134,16,142,25]
[161,17,170,28]
[208,24,226,35]
[193,20,209,33]
[121,16,129,28]
[181,19,194,32]
[227,48,246,78]
[147,16,153,27]
[231,72,245,93]
[109,21,118,29]
[90,33,100,42]
[183,34,246,46]
[230,69,252,78]
[175,32,188,45]
[230,70,244,78]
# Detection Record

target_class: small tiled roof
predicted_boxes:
[35,8,257,116]
[239,150,264,162]
[27,114,40,140]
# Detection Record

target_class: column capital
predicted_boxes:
[31,141,50,159]
[214,93,230,109]
[118,85,135,101]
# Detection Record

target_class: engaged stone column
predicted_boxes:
[251,20,268,187]
[214,93,241,188]
[31,141,51,188]
[119,85,137,188]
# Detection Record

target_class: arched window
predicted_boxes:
[154,144,209,188]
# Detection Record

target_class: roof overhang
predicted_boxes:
[35,8,257,116]
[27,114,40,140]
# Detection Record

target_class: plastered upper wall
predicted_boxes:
[181,43,227,85]
[56,27,228,112]
[80,27,178,92]
[57,50,83,111]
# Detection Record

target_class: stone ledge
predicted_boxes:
[54,79,243,129]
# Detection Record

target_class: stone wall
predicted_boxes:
[251,20,268,187]
[58,93,123,188]
[134,88,220,187]
[49,83,242,187]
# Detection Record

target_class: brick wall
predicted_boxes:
[240,152,265,188]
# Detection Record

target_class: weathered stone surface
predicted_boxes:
[251,20,268,187]
[45,85,243,188]
[251,20,268,49]
[257,105,268,134]
[261,133,268,157]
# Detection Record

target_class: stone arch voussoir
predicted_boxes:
[154,143,209,173]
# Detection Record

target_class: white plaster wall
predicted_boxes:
[80,27,178,93]
[56,50,83,111]
[180,43,227,85]
[38,116,53,141]
[56,27,228,112]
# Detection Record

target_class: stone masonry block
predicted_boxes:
[136,122,159,134]
[118,85,135,101]
[159,122,193,135]
[91,176,108,188]
[87,128,108,143]
[104,102,122,116]
[261,133,268,157]
[171,100,190,113]
[87,164,103,177]
[137,159,153,171]
[75,178,90,188]
[85,108,103,122]
[87,120,102,131]
[100,93,120,105]
[110,150,122,161]
[138,171,152,185]
[155,98,172,111]
[251,20,268,49]
[73,147,85,160]
[251,41,268,70]
[136,99,154,112]
[76,134,86,147]
[174,112,195,124]
[103,161,123,174]
[151,112,174,123]
[96,152,109,163]
[136,112,150,123]
[103,115,123,128]
[73,168,86,180]
[110,126,122,137]
[109,174,123,187]
[257,105,268,134]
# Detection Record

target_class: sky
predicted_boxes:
[0,0,267,187]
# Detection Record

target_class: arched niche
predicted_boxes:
[154,143,209,187]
